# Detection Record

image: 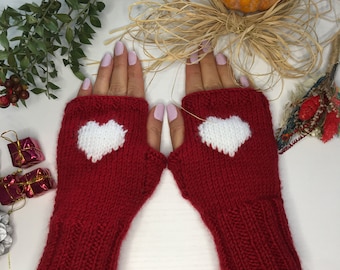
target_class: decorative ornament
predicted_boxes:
[221,0,278,13]
[0,211,13,256]
[1,130,45,168]
[276,31,340,153]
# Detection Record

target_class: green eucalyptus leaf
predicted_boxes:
[27,15,38,24]
[5,7,21,18]
[47,81,60,90]
[27,42,39,54]
[63,59,69,66]
[72,69,85,80]
[32,66,39,76]
[8,53,17,68]
[49,93,58,99]
[26,72,35,84]
[89,16,101,28]
[97,2,106,12]
[19,99,27,107]
[35,25,44,37]
[31,87,46,94]
[49,69,58,78]
[78,33,91,44]
[66,27,74,44]
[0,50,8,60]
[0,32,9,50]
[54,13,72,23]
[20,56,30,69]
[43,18,59,32]
[0,70,6,81]
[60,46,68,55]
[83,22,95,34]
[65,0,79,10]
[71,47,86,59]
[19,3,41,13]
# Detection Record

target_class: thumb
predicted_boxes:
[166,104,185,150]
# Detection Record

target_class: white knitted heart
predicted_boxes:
[198,116,252,156]
[77,120,127,163]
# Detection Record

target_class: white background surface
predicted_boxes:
[0,0,340,269]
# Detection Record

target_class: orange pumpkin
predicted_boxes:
[221,0,279,13]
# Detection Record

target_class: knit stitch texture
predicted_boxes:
[168,88,301,269]
[38,95,166,270]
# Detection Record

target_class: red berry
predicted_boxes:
[19,90,29,100]
[13,85,23,94]
[6,88,13,97]
[4,79,13,88]
[0,95,10,108]
[10,75,20,85]
[9,93,19,103]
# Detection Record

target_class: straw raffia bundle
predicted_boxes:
[106,0,335,88]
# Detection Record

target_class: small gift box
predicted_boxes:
[19,168,55,198]
[1,130,45,168]
[0,172,24,205]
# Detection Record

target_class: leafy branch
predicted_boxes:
[0,0,105,101]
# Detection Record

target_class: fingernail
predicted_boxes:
[240,75,250,87]
[215,53,227,65]
[166,104,178,122]
[202,40,211,53]
[190,52,199,64]
[81,78,91,90]
[114,41,124,56]
[101,52,112,67]
[128,51,137,66]
[154,103,165,121]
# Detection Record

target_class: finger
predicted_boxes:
[215,53,238,88]
[239,75,252,88]
[127,51,145,98]
[199,45,223,90]
[185,52,204,95]
[77,78,93,97]
[147,104,165,151]
[167,104,185,150]
[108,41,128,96]
[93,52,113,95]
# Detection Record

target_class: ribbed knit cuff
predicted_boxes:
[202,198,301,270]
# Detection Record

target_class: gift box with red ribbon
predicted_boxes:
[0,172,24,205]
[19,168,55,198]
[1,131,45,168]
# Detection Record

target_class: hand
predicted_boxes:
[168,49,250,150]
[77,41,163,151]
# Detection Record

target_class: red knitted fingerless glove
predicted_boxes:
[168,89,301,269]
[38,96,166,270]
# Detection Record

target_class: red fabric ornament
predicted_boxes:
[298,96,320,121]
[322,110,340,142]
